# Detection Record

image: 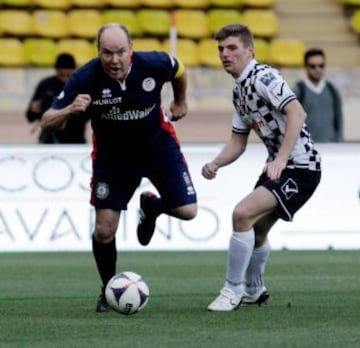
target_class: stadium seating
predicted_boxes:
[163,38,200,66]
[70,0,105,7]
[132,38,163,51]
[0,38,26,66]
[67,9,103,38]
[104,0,141,7]
[0,10,33,36]
[173,0,209,8]
[137,9,171,36]
[24,38,58,66]
[340,0,360,6]
[207,8,242,34]
[57,38,96,65]
[140,0,174,7]
[208,0,243,7]
[1,0,33,6]
[269,38,305,67]
[102,10,142,36]
[32,10,69,38]
[242,0,277,8]
[253,37,270,63]
[174,9,210,39]
[0,0,312,68]
[351,9,360,34]
[198,38,222,68]
[32,0,72,9]
[241,9,279,38]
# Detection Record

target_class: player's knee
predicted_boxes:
[232,208,251,230]
[95,219,117,243]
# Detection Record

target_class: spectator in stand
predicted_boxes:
[293,48,343,142]
[26,53,90,143]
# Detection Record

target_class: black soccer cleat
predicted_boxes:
[137,191,158,246]
[96,287,111,313]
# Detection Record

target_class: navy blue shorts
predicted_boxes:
[90,140,197,211]
[255,168,321,221]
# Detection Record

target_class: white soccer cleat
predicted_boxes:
[207,287,243,312]
[241,286,270,306]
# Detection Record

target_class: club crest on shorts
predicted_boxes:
[95,182,109,199]
[281,178,298,200]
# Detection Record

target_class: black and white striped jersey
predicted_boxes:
[232,60,321,171]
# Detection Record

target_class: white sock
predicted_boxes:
[245,240,271,295]
[225,230,255,295]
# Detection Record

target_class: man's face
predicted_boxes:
[98,27,133,81]
[217,35,254,78]
[56,68,74,84]
[305,54,325,82]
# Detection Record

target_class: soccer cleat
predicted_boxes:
[241,286,270,306]
[207,287,244,312]
[96,287,111,313]
[137,191,158,246]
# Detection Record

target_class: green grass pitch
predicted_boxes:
[0,250,359,348]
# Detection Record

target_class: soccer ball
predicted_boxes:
[105,271,150,315]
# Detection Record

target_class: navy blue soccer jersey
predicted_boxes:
[52,51,181,161]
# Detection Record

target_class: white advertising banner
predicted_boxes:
[0,143,359,251]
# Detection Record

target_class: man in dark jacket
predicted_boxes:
[26,53,90,143]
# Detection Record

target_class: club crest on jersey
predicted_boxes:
[142,78,156,92]
[281,178,298,200]
[95,182,109,199]
[260,72,276,86]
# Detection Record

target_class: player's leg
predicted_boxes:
[208,186,277,311]
[93,208,120,312]
[240,168,321,307]
[241,212,278,306]
[137,152,197,246]
[91,167,141,312]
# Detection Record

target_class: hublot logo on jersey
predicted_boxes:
[92,97,122,106]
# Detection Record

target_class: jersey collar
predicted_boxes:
[235,59,257,83]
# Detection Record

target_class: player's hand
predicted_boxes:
[70,94,91,114]
[30,100,42,113]
[201,161,219,180]
[169,101,187,122]
[264,159,286,180]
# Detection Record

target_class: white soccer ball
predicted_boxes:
[105,271,150,315]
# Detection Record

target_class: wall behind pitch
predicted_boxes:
[0,144,359,251]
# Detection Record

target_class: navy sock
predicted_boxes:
[92,234,117,288]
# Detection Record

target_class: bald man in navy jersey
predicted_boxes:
[42,23,198,312]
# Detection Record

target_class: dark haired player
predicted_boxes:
[41,23,197,312]
[202,24,321,311]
